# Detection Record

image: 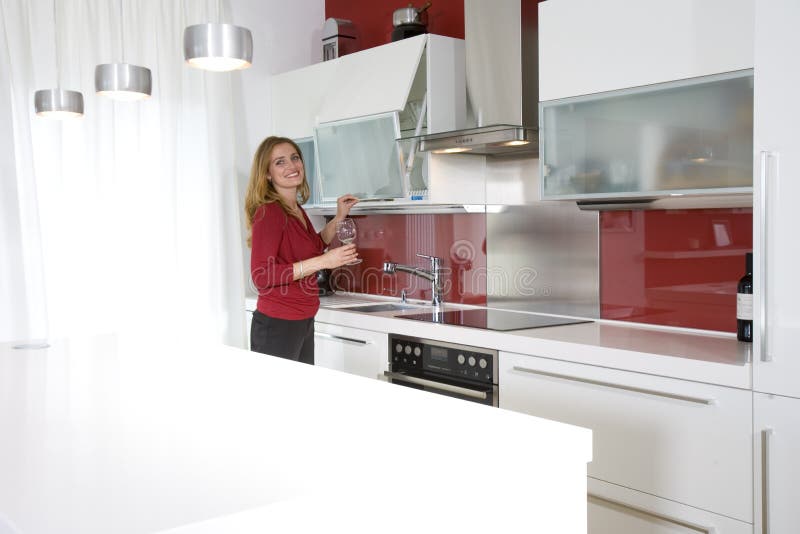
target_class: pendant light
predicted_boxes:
[183,1,252,72]
[34,0,84,118]
[95,0,152,100]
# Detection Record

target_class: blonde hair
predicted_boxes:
[244,136,311,247]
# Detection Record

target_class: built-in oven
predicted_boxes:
[384,334,498,407]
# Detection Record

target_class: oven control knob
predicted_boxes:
[468,356,476,367]
[395,343,403,353]
[414,346,421,357]
[404,345,412,355]
[479,358,488,369]
[457,354,465,365]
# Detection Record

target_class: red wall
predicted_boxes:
[325,0,464,51]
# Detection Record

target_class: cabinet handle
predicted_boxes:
[314,332,372,346]
[759,151,777,362]
[383,371,489,400]
[511,366,715,405]
[588,493,717,533]
[761,428,774,534]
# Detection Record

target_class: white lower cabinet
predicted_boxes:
[753,393,800,534]
[499,351,752,527]
[244,310,253,350]
[314,322,388,380]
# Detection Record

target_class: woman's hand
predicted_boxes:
[320,194,360,246]
[322,243,359,269]
[335,194,359,221]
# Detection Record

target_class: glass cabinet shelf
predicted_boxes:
[315,112,406,202]
[539,70,754,200]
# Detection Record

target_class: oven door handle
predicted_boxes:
[383,371,489,400]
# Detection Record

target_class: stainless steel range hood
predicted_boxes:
[415,125,537,155]
[414,0,538,156]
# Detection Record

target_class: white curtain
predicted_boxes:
[0,0,246,346]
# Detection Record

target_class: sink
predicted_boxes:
[344,303,420,313]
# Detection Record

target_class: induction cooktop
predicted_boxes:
[398,309,591,332]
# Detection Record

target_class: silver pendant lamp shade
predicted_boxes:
[95,63,152,101]
[34,0,83,119]
[183,23,253,72]
[95,0,152,101]
[34,88,84,119]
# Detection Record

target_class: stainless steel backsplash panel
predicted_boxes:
[487,203,600,318]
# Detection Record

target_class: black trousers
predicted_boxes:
[250,310,315,365]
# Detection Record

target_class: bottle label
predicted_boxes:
[737,293,753,320]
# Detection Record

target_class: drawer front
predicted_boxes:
[588,479,752,534]
[500,351,752,522]
[314,322,388,380]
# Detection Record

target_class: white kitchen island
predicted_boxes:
[0,333,591,534]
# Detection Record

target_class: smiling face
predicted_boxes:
[267,142,305,197]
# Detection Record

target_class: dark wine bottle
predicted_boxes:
[737,252,753,342]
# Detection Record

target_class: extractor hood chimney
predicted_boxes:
[417,0,538,156]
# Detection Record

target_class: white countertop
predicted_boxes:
[0,333,591,534]
[306,293,752,389]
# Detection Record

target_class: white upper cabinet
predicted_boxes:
[272,34,466,204]
[317,34,465,133]
[539,70,754,201]
[312,35,466,202]
[315,36,425,124]
[317,35,426,124]
[272,34,465,140]
[753,0,800,399]
[538,0,755,101]
[271,60,336,139]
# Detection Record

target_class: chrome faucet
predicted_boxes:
[383,254,444,307]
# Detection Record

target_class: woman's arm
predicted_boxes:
[319,194,359,245]
[251,206,295,290]
[293,245,358,280]
[251,204,359,291]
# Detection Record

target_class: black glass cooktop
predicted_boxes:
[399,309,591,332]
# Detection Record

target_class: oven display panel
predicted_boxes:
[429,346,449,362]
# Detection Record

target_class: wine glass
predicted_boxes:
[335,218,362,265]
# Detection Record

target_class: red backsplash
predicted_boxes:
[330,213,487,305]
[600,208,753,332]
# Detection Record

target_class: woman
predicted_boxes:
[245,136,359,363]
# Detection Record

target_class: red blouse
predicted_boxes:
[250,202,325,320]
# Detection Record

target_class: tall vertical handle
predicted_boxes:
[761,428,774,534]
[759,151,776,362]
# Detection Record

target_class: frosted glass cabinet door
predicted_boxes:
[540,70,754,200]
[315,113,405,202]
[295,137,319,205]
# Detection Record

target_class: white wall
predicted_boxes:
[228,0,325,298]
[230,0,324,161]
